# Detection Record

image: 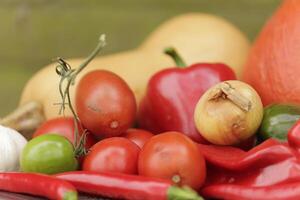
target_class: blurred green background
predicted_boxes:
[0,0,281,116]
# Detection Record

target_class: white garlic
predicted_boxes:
[0,125,27,171]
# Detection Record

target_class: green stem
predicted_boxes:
[63,191,78,200]
[73,34,106,78]
[164,47,187,68]
[55,34,106,157]
[167,186,204,200]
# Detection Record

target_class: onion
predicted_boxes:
[194,80,263,145]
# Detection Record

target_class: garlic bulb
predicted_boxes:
[0,125,27,171]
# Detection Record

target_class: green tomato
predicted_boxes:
[20,134,78,174]
[258,104,300,141]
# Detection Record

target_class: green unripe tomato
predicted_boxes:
[258,104,300,141]
[20,134,78,174]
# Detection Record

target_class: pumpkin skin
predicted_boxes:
[243,0,300,105]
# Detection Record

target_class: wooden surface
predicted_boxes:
[0,0,281,116]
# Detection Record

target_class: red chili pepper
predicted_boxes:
[55,171,203,200]
[202,182,300,200]
[137,48,236,143]
[198,139,296,170]
[199,138,300,199]
[0,172,77,200]
[205,158,300,187]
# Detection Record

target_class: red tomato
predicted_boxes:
[75,70,137,138]
[138,131,206,190]
[123,128,154,148]
[33,117,96,149]
[83,137,140,174]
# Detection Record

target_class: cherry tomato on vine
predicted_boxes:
[122,128,154,148]
[83,137,140,174]
[75,70,137,138]
[138,131,206,190]
[33,117,97,149]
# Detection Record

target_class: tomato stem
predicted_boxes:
[172,174,181,184]
[55,34,106,157]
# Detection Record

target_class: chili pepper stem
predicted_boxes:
[63,191,78,200]
[164,47,187,68]
[168,186,204,200]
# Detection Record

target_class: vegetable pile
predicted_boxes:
[1,2,300,199]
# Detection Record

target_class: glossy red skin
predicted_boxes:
[83,137,140,175]
[288,120,300,148]
[0,172,76,200]
[199,139,300,188]
[56,171,172,200]
[199,139,300,200]
[33,117,97,149]
[202,182,300,200]
[205,157,300,188]
[198,139,295,171]
[138,131,206,190]
[123,128,154,148]
[75,70,137,138]
[138,63,236,143]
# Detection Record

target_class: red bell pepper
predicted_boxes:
[138,48,236,143]
[55,171,203,200]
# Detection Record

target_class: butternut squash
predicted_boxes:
[19,13,250,121]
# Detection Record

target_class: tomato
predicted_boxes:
[75,70,137,138]
[138,131,206,190]
[33,117,97,150]
[83,137,140,174]
[122,128,154,148]
[20,134,78,174]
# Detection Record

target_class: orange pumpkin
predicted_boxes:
[243,0,300,105]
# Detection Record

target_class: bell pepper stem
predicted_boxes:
[164,47,187,68]
[167,186,204,200]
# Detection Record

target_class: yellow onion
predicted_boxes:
[194,80,263,145]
